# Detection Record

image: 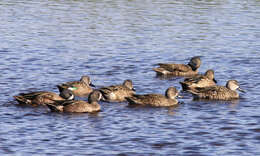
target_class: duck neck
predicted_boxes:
[89,100,98,105]
[188,63,197,71]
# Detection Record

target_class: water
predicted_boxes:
[0,0,260,155]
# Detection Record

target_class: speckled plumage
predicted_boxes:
[99,79,136,102]
[188,80,244,100]
[126,87,179,107]
[13,91,66,106]
[46,90,102,113]
[57,75,95,97]
[153,57,201,76]
[180,69,217,91]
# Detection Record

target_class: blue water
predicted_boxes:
[1,0,260,155]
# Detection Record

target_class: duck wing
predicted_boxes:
[188,86,226,99]
[57,81,81,90]
[158,64,191,72]
[126,94,164,105]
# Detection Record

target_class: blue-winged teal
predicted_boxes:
[99,79,136,102]
[13,91,74,106]
[180,69,217,91]
[126,87,179,107]
[57,75,95,97]
[46,90,102,113]
[153,56,201,76]
[187,80,245,100]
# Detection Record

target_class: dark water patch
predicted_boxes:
[1,147,15,155]
[249,115,260,118]
[0,49,10,53]
[249,128,260,133]
[219,127,237,131]
[191,131,211,136]
[151,141,180,149]
[23,112,43,117]
[117,153,128,156]
[236,132,250,138]
[183,145,207,154]
[253,136,260,142]
[209,141,226,147]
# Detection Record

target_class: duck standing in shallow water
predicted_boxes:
[13,91,73,106]
[180,69,217,91]
[57,75,95,97]
[46,90,102,113]
[98,79,136,102]
[153,56,201,76]
[126,87,180,107]
[187,80,245,100]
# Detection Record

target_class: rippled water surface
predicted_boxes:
[1,0,260,155]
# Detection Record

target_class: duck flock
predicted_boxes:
[13,56,245,113]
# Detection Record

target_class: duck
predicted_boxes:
[98,79,136,102]
[126,87,179,107]
[46,90,102,113]
[180,69,217,91]
[153,56,201,76]
[57,75,95,97]
[13,90,73,106]
[187,80,245,100]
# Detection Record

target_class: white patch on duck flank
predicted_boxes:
[109,92,117,100]
[98,93,102,101]
[68,94,74,100]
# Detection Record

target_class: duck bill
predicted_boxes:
[238,87,245,93]
[90,83,96,87]
[177,95,183,98]
[176,92,183,98]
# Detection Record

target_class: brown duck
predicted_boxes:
[187,80,245,100]
[180,69,217,91]
[46,90,102,113]
[13,91,73,106]
[126,87,179,107]
[153,56,201,76]
[99,79,136,102]
[57,75,95,97]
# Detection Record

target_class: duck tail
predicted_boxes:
[125,97,134,105]
[46,103,63,112]
[153,67,167,75]
[13,95,31,104]
[179,81,190,91]
[186,88,199,95]
[125,96,139,105]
